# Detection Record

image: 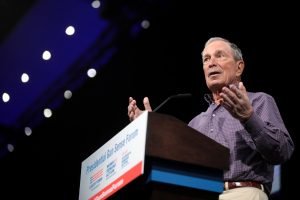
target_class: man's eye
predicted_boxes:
[216,53,222,57]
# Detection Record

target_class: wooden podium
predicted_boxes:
[110,112,229,200]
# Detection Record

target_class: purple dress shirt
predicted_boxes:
[188,92,294,194]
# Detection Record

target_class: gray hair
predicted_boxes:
[202,37,243,61]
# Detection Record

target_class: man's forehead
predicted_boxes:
[203,41,230,54]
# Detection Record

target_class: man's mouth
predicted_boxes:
[208,71,221,77]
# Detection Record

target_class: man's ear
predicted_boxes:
[236,60,245,77]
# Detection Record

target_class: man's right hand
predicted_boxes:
[128,97,152,121]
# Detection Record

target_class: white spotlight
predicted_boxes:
[87,68,97,78]
[91,0,101,8]
[42,50,52,60]
[24,127,32,136]
[21,73,30,83]
[141,20,150,29]
[7,144,14,152]
[65,26,75,36]
[43,108,52,118]
[64,90,72,99]
[2,92,10,103]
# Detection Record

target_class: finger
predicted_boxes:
[229,84,242,99]
[238,82,248,96]
[129,111,134,121]
[128,98,136,115]
[129,97,134,104]
[128,97,135,110]
[220,92,235,107]
[221,87,238,104]
[143,97,152,111]
[239,82,245,90]
[221,100,233,111]
[128,106,133,117]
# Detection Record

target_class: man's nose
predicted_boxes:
[207,57,217,67]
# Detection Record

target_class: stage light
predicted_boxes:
[91,0,101,9]
[141,20,150,29]
[24,127,32,136]
[64,90,72,99]
[43,108,52,118]
[65,26,75,36]
[42,50,52,60]
[21,73,29,83]
[87,68,97,78]
[7,144,14,152]
[2,92,10,103]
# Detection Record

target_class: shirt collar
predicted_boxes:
[204,93,214,105]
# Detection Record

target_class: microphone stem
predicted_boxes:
[153,96,173,112]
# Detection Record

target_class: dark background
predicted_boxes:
[0,0,298,199]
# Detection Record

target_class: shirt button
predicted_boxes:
[210,129,214,132]
[212,114,216,117]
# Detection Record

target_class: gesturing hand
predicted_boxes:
[128,97,152,121]
[220,82,253,122]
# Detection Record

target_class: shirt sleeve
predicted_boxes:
[243,93,294,164]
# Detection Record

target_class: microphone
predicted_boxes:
[153,93,192,112]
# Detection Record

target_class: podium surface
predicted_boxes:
[79,112,229,200]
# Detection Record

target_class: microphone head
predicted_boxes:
[175,93,192,98]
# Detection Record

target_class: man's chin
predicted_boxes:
[207,82,224,92]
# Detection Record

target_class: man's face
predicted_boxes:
[202,40,243,92]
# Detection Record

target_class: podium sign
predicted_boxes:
[79,112,149,200]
